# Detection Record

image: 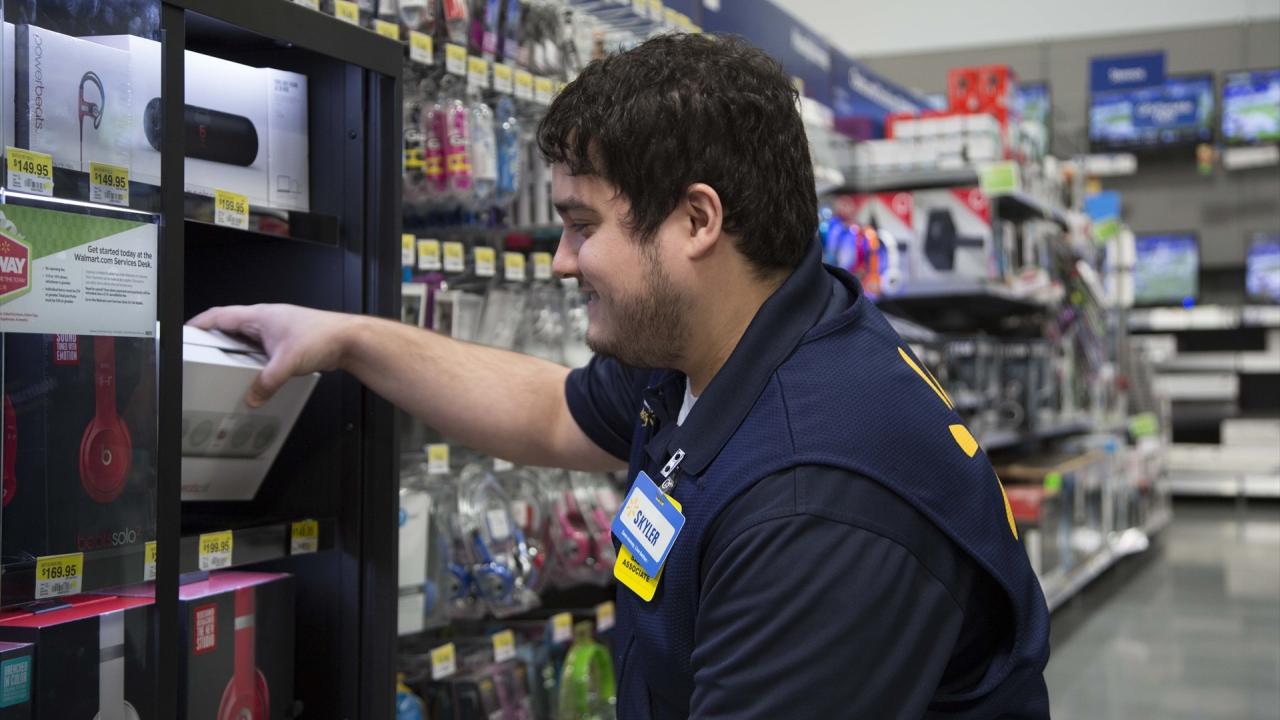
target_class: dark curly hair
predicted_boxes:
[537,33,818,276]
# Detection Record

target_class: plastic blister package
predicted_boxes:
[457,462,540,617]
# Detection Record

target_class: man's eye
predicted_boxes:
[569,223,592,235]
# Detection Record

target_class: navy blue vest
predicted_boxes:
[611,260,1051,718]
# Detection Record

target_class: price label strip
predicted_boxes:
[534,77,554,105]
[493,64,515,94]
[596,601,616,632]
[442,241,466,272]
[144,541,158,582]
[6,147,54,196]
[35,552,84,600]
[532,252,553,280]
[467,56,490,90]
[89,162,129,206]
[492,630,516,663]
[445,44,468,76]
[514,70,534,101]
[291,519,320,555]
[503,252,526,282]
[214,189,250,230]
[551,612,573,644]
[374,19,400,40]
[431,643,457,680]
[198,530,234,571]
[410,31,434,65]
[427,443,450,475]
[333,0,360,24]
[417,239,442,271]
[474,246,497,278]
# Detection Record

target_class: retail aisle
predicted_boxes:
[1046,501,1280,719]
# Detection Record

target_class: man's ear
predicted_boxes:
[684,183,724,260]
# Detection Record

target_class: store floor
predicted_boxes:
[1046,500,1280,719]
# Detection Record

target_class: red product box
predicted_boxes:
[0,595,155,719]
[947,67,983,114]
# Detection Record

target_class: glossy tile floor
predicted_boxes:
[1046,501,1280,719]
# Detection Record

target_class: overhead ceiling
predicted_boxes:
[781,0,1280,58]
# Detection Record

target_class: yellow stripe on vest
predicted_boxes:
[897,347,953,409]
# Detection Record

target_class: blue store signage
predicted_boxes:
[1090,51,1166,93]
[832,53,929,140]
[701,0,833,105]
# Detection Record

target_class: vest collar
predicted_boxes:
[648,239,843,477]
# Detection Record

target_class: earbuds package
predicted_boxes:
[180,326,318,501]
[14,24,133,173]
[1,333,157,574]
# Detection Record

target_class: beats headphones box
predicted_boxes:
[0,595,155,719]
[0,642,33,719]
[116,572,295,720]
[181,327,318,501]
[910,187,997,284]
[14,24,133,173]
[2,333,157,565]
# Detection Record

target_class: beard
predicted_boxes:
[584,250,690,369]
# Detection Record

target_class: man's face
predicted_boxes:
[550,164,690,368]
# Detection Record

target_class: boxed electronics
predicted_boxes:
[116,572,295,720]
[14,24,132,172]
[835,192,911,295]
[2,334,157,567]
[0,596,155,719]
[911,187,997,284]
[88,35,307,209]
[181,327,318,501]
[398,485,432,637]
[0,642,33,719]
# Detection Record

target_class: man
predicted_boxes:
[194,34,1050,718]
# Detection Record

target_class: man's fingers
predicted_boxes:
[188,306,264,343]
[246,352,291,408]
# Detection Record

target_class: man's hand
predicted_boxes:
[189,304,359,408]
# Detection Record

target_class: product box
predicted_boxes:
[264,69,309,211]
[947,67,982,114]
[85,34,161,186]
[398,487,431,636]
[116,572,295,720]
[0,596,155,719]
[2,333,157,562]
[14,24,132,172]
[0,642,33,719]
[911,187,997,284]
[181,327,318,501]
[833,192,912,294]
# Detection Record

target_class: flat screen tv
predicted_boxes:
[1089,74,1214,151]
[1133,232,1199,306]
[1222,69,1280,146]
[1246,232,1280,304]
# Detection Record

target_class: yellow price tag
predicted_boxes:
[333,0,360,24]
[374,19,400,40]
[493,63,514,94]
[213,189,250,230]
[6,146,54,196]
[431,643,457,679]
[474,246,497,277]
[596,601,616,632]
[532,252,553,281]
[89,162,129,206]
[144,541,158,582]
[503,252,526,282]
[198,530,234,571]
[492,629,516,662]
[442,240,465,272]
[467,56,490,89]
[514,70,534,101]
[35,552,84,599]
[417,238,441,271]
[409,31,434,64]
[534,77,554,104]
[402,233,416,267]
[291,519,320,555]
[445,43,468,75]
[426,443,450,475]
[551,612,573,643]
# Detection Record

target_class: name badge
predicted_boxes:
[611,471,685,577]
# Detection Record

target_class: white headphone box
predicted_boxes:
[180,326,318,501]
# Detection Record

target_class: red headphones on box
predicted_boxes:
[219,587,270,720]
[3,393,15,507]
[80,336,132,503]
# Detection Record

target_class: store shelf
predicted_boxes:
[834,166,980,194]
[981,418,1094,452]
[1043,507,1172,612]
[184,195,340,247]
[0,518,335,608]
[1129,305,1280,332]
[1167,471,1280,498]
[876,280,1053,333]
[992,191,1069,230]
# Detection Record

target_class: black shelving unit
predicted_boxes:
[151,2,402,717]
